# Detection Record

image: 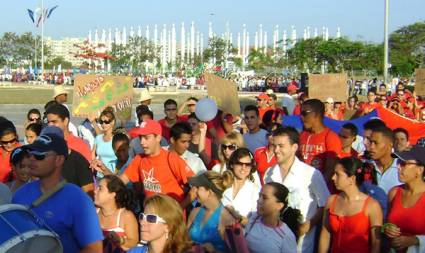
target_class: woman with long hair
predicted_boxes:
[127,194,192,253]
[211,132,245,174]
[318,157,382,253]
[0,119,21,183]
[94,175,138,252]
[222,147,260,225]
[91,108,118,178]
[245,182,301,253]
[188,171,236,253]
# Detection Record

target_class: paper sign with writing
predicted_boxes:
[415,69,425,96]
[204,73,241,115]
[72,75,133,120]
[308,73,348,102]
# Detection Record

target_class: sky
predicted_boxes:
[1,0,424,43]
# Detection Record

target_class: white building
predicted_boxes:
[45,37,86,67]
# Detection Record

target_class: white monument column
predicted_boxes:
[181,22,186,64]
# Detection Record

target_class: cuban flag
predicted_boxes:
[35,5,58,27]
[27,9,35,23]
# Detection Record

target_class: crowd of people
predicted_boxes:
[0,81,425,253]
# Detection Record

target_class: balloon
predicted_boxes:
[195,98,218,122]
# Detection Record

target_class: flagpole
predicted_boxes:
[41,0,44,82]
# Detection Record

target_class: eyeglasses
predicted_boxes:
[396,160,419,167]
[29,117,40,121]
[300,110,313,117]
[98,119,112,125]
[338,134,351,139]
[234,161,252,168]
[0,138,18,145]
[139,213,166,224]
[165,108,177,112]
[28,152,55,161]
[221,144,237,151]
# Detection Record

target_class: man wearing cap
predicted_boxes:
[53,85,69,105]
[12,133,103,253]
[256,92,272,121]
[281,84,298,115]
[119,119,195,208]
[135,89,153,127]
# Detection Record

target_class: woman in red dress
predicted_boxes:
[385,146,425,253]
[319,157,382,253]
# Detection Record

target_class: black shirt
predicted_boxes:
[62,150,94,187]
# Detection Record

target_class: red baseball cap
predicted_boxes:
[256,92,270,100]
[132,119,162,136]
[287,84,298,92]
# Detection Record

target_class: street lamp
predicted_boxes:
[383,0,389,84]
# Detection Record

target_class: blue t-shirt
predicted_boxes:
[12,181,103,253]
[243,129,268,153]
[95,134,117,176]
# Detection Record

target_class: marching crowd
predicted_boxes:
[0,81,425,253]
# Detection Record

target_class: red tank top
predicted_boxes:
[329,195,371,253]
[387,187,425,253]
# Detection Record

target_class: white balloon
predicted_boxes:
[195,98,218,122]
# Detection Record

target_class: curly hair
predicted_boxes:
[217,132,246,172]
[227,147,257,183]
[102,175,133,210]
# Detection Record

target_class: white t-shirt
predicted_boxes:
[263,157,330,253]
[212,163,262,189]
[180,150,207,176]
[243,129,268,153]
[245,214,297,253]
[221,179,260,217]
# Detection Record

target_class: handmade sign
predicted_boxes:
[415,69,425,96]
[308,73,348,102]
[204,73,241,115]
[72,75,133,120]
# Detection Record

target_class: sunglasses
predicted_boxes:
[28,152,55,161]
[139,213,166,224]
[98,119,112,125]
[221,144,237,151]
[0,138,18,145]
[396,160,419,167]
[300,110,313,117]
[29,117,40,121]
[234,161,252,168]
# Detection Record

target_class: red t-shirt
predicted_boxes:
[299,128,341,173]
[124,149,194,202]
[0,149,12,183]
[258,107,273,121]
[158,118,184,142]
[359,102,380,115]
[254,147,276,185]
[66,133,92,162]
[339,148,359,159]
[206,112,233,142]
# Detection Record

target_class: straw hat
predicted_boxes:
[52,85,69,99]
[139,89,153,102]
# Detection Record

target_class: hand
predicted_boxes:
[391,236,419,250]
[384,223,401,238]
[202,243,216,253]
[108,231,121,244]
[298,220,311,236]
[90,159,111,174]
[199,122,207,135]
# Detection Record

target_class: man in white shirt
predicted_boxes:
[264,126,329,253]
[169,122,207,175]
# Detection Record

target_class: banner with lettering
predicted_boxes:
[72,75,133,120]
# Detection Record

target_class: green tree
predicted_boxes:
[389,21,425,76]
[203,36,236,66]
[45,56,72,69]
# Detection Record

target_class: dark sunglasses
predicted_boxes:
[0,138,18,145]
[29,117,40,121]
[138,213,166,224]
[28,152,54,161]
[221,144,237,151]
[98,119,112,125]
[234,161,252,168]
[300,110,313,117]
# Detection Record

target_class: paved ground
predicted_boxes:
[0,82,262,140]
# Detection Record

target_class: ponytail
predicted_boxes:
[280,206,302,241]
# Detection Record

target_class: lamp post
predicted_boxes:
[383,0,389,84]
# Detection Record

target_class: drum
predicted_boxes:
[0,204,63,253]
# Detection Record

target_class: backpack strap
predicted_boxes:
[30,180,67,208]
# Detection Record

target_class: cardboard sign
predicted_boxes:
[204,73,241,115]
[308,73,348,102]
[415,69,425,96]
[72,75,133,120]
